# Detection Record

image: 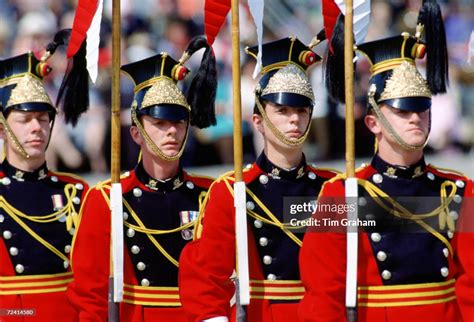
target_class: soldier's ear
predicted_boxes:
[0,123,6,140]
[251,113,264,134]
[364,114,381,135]
[129,125,144,146]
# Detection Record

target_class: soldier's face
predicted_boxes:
[253,102,311,146]
[134,115,187,157]
[1,110,51,158]
[368,104,430,147]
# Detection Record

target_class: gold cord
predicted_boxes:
[223,177,303,247]
[357,178,457,256]
[99,185,202,268]
[0,183,80,262]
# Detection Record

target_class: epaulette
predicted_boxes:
[94,171,131,190]
[94,178,112,191]
[307,163,341,175]
[428,164,469,180]
[316,165,371,198]
[328,172,347,183]
[213,170,235,183]
[51,171,87,184]
[185,172,215,182]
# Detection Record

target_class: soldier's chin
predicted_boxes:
[404,137,426,149]
[24,146,46,158]
[161,148,180,158]
[410,133,428,145]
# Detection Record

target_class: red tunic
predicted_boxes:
[179,154,338,322]
[299,159,474,322]
[0,162,89,322]
[67,166,213,322]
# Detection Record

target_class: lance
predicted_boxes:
[109,0,124,321]
[343,0,359,321]
[230,0,250,320]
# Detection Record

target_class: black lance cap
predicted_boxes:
[245,35,324,108]
[121,36,217,128]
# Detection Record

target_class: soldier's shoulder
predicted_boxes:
[307,163,341,179]
[91,170,136,192]
[210,164,261,185]
[50,171,88,188]
[183,171,215,189]
[427,164,470,181]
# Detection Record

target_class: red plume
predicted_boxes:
[67,0,99,58]
[204,0,231,46]
[322,0,342,51]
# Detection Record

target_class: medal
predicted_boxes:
[180,210,199,240]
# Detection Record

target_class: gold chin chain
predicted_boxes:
[131,109,189,162]
[255,95,311,147]
[0,112,30,159]
[368,91,430,151]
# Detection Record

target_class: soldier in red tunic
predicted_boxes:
[179,35,339,322]
[298,5,474,322]
[0,35,89,322]
[67,36,217,322]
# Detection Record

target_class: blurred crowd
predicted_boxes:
[0,0,472,174]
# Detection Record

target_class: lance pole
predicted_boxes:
[109,0,124,321]
[343,1,358,321]
[231,0,250,320]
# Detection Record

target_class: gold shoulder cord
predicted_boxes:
[0,184,79,262]
[255,95,311,147]
[192,190,208,239]
[99,185,202,268]
[368,88,430,151]
[357,178,457,257]
[192,174,232,240]
[131,109,189,162]
[222,177,303,247]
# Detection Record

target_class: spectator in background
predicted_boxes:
[13,10,57,55]
[0,17,11,57]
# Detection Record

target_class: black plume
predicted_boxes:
[185,36,217,129]
[417,0,449,94]
[55,31,90,126]
[325,14,348,103]
[45,29,71,56]
[316,29,326,42]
